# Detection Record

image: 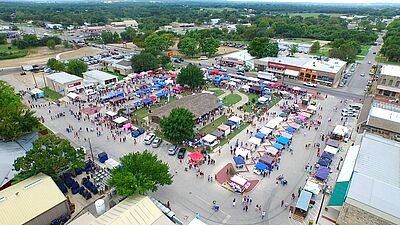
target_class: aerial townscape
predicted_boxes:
[0,0,400,225]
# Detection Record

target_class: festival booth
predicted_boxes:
[241,84,251,92]
[155,91,169,99]
[315,166,330,181]
[113,116,128,126]
[29,88,45,98]
[173,85,183,93]
[211,130,225,140]
[255,132,266,140]
[323,145,338,155]
[266,117,284,129]
[101,91,124,103]
[235,147,250,160]
[281,132,293,140]
[233,156,246,169]
[285,127,296,134]
[306,105,317,114]
[248,136,262,147]
[321,151,334,161]
[264,146,279,157]
[331,125,350,140]
[326,139,340,148]
[258,96,270,104]
[228,116,242,128]
[229,175,251,193]
[287,122,301,130]
[142,98,153,106]
[259,127,273,137]
[218,124,231,136]
[106,111,118,119]
[104,158,121,170]
[188,151,204,164]
[272,143,283,151]
[249,86,263,95]
[317,158,332,167]
[202,134,218,147]
[122,123,135,131]
[228,81,237,87]
[304,180,321,196]
[277,136,290,145]
[259,153,275,168]
[293,190,313,221]
[253,162,269,175]
[67,92,81,100]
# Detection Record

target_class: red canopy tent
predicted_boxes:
[188,151,204,162]
[212,69,220,75]
[149,95,157,100]
[273,82,282,87]
[170,74,176,79]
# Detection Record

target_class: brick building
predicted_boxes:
[376,65,400,101]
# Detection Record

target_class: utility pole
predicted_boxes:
[42,73,47,87]
[32,72,38,88]
[88,138,95,165]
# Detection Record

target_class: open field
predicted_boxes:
[222,93,242,106]
[0,45,28,60]
[58,47,106,60]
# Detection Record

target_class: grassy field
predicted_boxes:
[284,38,315,44]
[41,87,62,101]
[313,45,331,57]
[242,93,281,115]
[375,54,400,66]
[0,44,28,60]
[222,94,242,106]
[218,122,250,147]
[199,116,228,134]
[287,13,344,18]
[211,89,225,97]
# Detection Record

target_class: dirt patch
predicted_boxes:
[58,47,106,60]
[108,42,139,50]
[0,46,67,68]
[217,46,239,55]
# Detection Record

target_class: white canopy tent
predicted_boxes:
[258,96,269,103]
[67,92,80,99]
[248,136,262,146]
[332,125,349,137]
[241,84,251,91]
[303,180,321,195]
[307,105,317,111]
[202,134,217,143]
[105,158,121,170]
[266,117,284,129]
[228,81,237,86]
[264,146,279,156]
[106,111,118,117]
[259,127,273,135]
[113,116,128,124]
[228,116,242,124]
[230,175,248,186]
[324,145,339,155]
[292,86,301,91]
[235,147,250,159]
[165,79,174,84]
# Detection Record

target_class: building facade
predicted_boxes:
[46,72,83,95]
[376,65,400,100]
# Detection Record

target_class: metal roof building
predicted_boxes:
[0,173,70,225]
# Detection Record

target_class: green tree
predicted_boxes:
[131,52,159,72]
[0,34,7,45]
[0,81,39,140]
[113,32,121,43]
[310,41,320,53]
[289,44,298,56]
[178,37,199,57]
[176,64,206,90]
[66,59,88,77]
[158,55,171,67]
[120,27,137,42]
[47,58,65,71]
[200,37,219,57]
[14,135,85,180]
[144,33,172,55]
[160,108,195,144]
[63,40,72,48]
[248,37,279,58]
[101,31,114,44]
[47,39,56,50]
[109,151,173,196]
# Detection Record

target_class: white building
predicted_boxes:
[83,70,118,87]
[45,23,63,30]
[46,72,83,95]
[220,50,255,68]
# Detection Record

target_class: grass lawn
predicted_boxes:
[41,87,62,101]
[218,122,251,147]
[284,38,315,45]
[211,89,225,96]
[222,94,242,106]
[199,116,228,134]
[0,44,28,60]
[133,97,176,123]
[242,92,281,115]
[376,55,400,66]
[313,45,331,57]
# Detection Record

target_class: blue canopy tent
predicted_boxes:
[277,136,290,145]
[116,92,124,97]
[222,76,230,80]
[255,162,268,171]
[218,101,224,107]
[259,84,265,89]
[142,98,153,106]
[133,101,143,107]
[233,156,245,166]
[315,166,330,181]
[272,143,283,150]
[318,158,332,167]
[281,132,293,140]
[101,93,117,102]
[263,91,271,95]
[214,77,222,83]
[152,79,159,83]
[149,85,160,90]
[321,151,334,160]
[255,132,266,139]
[155,92,169,98]
[158,81,167,87]
[226,121,236,128]
[296,190,313,212]
[285,127,295,133]
[135,90,146,95]
[143,88,151,92]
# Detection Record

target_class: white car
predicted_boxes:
[199,56,208,60]
[360,73,365,77]
[303,82,317,87]
[341,112,357,117]
[144,133,156,145]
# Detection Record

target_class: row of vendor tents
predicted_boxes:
[201,116,243,147]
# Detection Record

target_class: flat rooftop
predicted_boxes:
[380,64,400,78]
[222,50,255,61]
[47,72,82,84]
[367,100,400,133]
[83,70,117,81]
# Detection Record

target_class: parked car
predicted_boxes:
[144,133,156,145]
[177,148,186,159]
[341,112,357,117]
[151,137,162,148]
[199,56,208,60]
[131,128,145,138]
[303,82,317,87]
[168,144,179,155]
[360,73,365,77]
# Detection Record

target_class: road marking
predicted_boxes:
[222,215,231,223]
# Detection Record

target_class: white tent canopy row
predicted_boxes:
[106,111,118,117]
[235,147,250,159]
[248,136,262,146]
[307,105,317,111]
[324,145,339,155]
[259,127,273,135]
[228,116,242,124]
[266,117,284,129]
[67,92,80,99]
[113,116,128,124]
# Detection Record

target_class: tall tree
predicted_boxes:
[158,55,171,67]
[113,32,121,43]
[47,58,65,71]
[109,151,173,196]
[131,52,159,72]
[101,31,114,44]
[176,64,206,90]
[289,44,298,56]
[0,34,7,45]
[144,33,173,55]
[248,37,279,58]
[200,37,219,57]
[310,41,321,53]
[120,27,137,42]
[47,39,56,50]
[14,135,85,180]
[66,59,88,77]
[160,108,195,144]
[0,81,39,140]
[178,37,199,57]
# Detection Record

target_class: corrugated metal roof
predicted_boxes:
[0,173,67,225]
[83,70,117,82]
[354,133,400,187]
[90,196,174,225]
[47,72,82,84]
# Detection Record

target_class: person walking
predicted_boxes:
[281,200,284,207]
[262,211,266,219]
[232,198,236,207]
